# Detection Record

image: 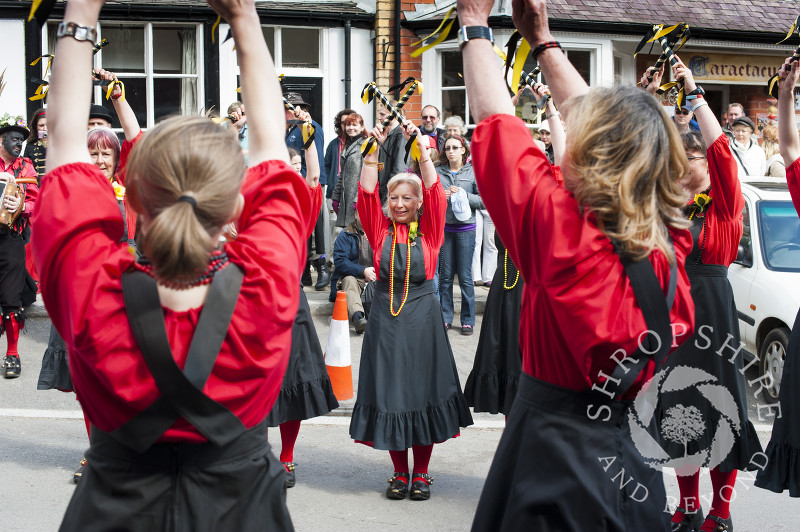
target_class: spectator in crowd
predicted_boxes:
[536,123,554,164]
[329,211,374,333]
[673,103,700,134]
[420,104,446,152]
[332,113,367,232]
[227,101,248,162]
[87,104,113,129]
[762,124,786,177]
[436,135,482,335]
[723,102,744,138]
[325,109,355,258]
[377,105,409,204]
[444,115,468,140]
[285,92,329,289]
[729,116,767,177]
[23,108,47,181]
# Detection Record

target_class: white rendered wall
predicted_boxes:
[0,20,28,120]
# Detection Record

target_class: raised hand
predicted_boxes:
[639,66,663,95]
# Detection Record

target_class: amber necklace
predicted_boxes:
[503,249,519,289]
[389,221,412,316]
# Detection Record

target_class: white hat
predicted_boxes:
[451,188,471,221]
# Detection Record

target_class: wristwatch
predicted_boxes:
[685,86,705,101]
[56,22,97,43]
[458,26,494,49]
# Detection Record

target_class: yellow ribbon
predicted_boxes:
[105,79,126,102]
[301,122,315,145]
[211,15,221,44]
[410,6,457,58]
[778,15,800,44]
[29,84,48,101]
[510,39,532,99]
[27,0,44,22]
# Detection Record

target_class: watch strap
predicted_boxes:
[459,26,494,48]
[56,21,97,43]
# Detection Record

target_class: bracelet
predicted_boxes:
[692,100,709,112]
[419,159,432,165]
[110,92,123,101]
[685,94,703,101]
[545,111,561,120]
[364,160,384,171]
[531,41,562,61]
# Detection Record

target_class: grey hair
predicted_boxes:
[382,172,423,220]
[443,115,467,135]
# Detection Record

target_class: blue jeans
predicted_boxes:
[439,230,476,326]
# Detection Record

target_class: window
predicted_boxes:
[440,51,472,128]
[260,26,320,70]
[737,202,753,266]
[43,21,203,129]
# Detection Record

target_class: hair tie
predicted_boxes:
[177,195,197,210]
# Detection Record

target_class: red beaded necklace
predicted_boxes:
[135,250,229,290]
[389,221,412,316]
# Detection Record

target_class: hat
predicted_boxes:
[451,187,471,222]
[731,116,755,132]
[536,123,551,132]
[421,134,437,150]
[0,123,29,139]
[89,104,114,124]
[283,92,310,108]
[0,113,28,138]
[675,103,693,113]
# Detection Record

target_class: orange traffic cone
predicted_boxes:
[325,290,353,400]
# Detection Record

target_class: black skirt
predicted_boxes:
[755,308,800,496]
[266,288,339,426]
[464,241,523,415]
[0,233,26,310]
[657,265,762,471]
[472,373,670,532]
[349,279,473,450]
[60,422,293,532]
[37,324,73,392]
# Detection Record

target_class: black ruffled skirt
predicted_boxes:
[464,264,523,415]
[756,308,800,496]
[658,265,762,471]
[266,288,339,426]
[349,280,473,450]
[37,324,73,392]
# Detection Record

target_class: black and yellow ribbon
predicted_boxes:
[29,39,109,102]
[360,81,422,163]
[27,0,57,25]
[501,31,535,98]
[635,23,690,106]
[768,16,800,99]
[361,78,423,159]
[410,6,457,58]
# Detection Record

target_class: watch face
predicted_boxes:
[75,27,88,40]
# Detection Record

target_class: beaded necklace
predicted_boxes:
[135,250,229,290]
[389,221,412,316]
[503,249,519,290]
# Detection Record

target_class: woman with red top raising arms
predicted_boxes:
[33,0,315,529]
[458,0,694,529]
[756,55,800,499]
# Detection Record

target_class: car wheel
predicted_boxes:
[759,327,790,404]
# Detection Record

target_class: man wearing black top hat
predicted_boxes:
[0,117,39,379]
[284,92,330,290]
[88,104,114,130]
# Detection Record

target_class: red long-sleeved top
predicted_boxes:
[470,114,695,396]
[785,158,800,216]
[31,158,313,442]
[699,134,745,266]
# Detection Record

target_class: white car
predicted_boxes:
[728,176,800,404]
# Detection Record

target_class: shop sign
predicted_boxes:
[687,53,783,83]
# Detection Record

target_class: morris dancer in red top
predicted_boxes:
[756,55,800,500]
[33,0,314,529]
[458,0,695,529]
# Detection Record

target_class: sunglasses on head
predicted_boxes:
[675,109,691,116]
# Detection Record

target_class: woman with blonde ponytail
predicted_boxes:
[31,0,315,530]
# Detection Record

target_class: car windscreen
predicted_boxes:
[758,200,800,272]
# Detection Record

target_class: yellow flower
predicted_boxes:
[111,181,126,202]
[408,221,419,241]
[694,193,711,208]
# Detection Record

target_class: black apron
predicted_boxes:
[59,265,294,532]
[464,233,523,415]
[658,216,762,471]
[471,251,676,532]
[0,160,34,311]
[349,228,473,450]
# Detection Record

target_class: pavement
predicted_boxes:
[2,284,798,530]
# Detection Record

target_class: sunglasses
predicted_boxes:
[686,156,706,161]
[421,115,437,121]
[675,109,691,115]
[444,146,463,151]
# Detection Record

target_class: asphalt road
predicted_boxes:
[1,289,797,531]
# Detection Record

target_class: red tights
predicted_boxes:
[389,444,433,484]
[673,467,737,527]
[278,420,302,463]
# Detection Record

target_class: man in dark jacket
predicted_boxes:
[329,215,374,333]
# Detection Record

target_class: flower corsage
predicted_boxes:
[687,192,712,220]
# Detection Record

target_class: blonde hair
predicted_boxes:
[564,86,690,263]
[762,125,780,160]
[126,116,246,281]
[382,173,423,220]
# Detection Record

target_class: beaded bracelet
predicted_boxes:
[364,160,385,171]
[531,41,562,61]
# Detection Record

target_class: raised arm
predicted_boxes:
[45,0,104,172]
[778,58,800,167]
[296,109,320,189]
[94,67,141,140]
[672,56,723,145]
[534,83,565,165]
[360,126,386,194]
[208,0,287,166]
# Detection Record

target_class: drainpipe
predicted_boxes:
[344,18,352,108]
[394,0,401,99]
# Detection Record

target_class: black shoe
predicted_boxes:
[385,472,409,500]
[3,355,20,379]
[409,473,433,501]
[671,507,705,532]
[314,258,331,291]
[301,261,312,287]
[73,458,87,484]
[282,462,296,488]
[702,514,732,532]
[352,311,367,334]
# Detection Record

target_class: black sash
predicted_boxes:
[607,250,677,399]
[109,264,246,453]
